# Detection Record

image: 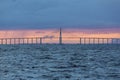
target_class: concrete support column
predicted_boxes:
[40,38,42,44]
[80,38,81,44]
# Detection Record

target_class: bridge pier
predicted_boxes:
[80,38,81,44]
[26,38,28,44]
[40,38,42,44]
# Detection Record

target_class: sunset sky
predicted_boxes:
[0,0,120,39]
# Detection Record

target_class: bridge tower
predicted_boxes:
[59,27,62,44]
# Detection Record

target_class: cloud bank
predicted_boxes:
[0,0,120,29]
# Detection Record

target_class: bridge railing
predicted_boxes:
[0,37,120,45]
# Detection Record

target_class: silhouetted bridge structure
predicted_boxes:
[0,37,120,45]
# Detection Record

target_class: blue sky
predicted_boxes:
[0,0,120,29]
